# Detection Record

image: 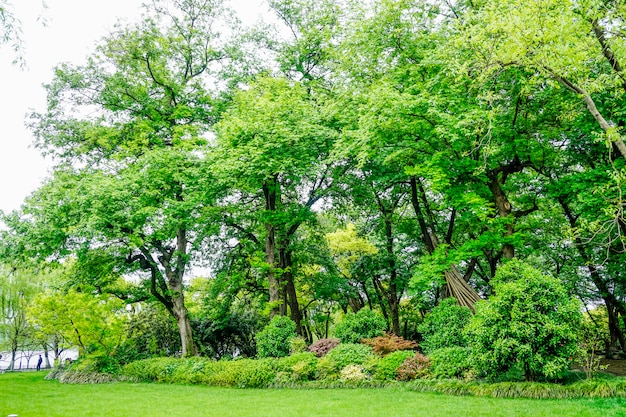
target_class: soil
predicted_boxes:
[601,359,626,376]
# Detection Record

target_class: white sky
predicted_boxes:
[0,0,266,214]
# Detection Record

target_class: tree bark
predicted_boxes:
[487,172,515,259]
[263,178,282,318]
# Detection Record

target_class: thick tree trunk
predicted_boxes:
[263,178,282,317]
[487,173,515,259]
[280,247,303,335]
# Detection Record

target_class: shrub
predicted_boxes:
[289,337,308,354]
[324,343,376,371]
[308,338,340,357]
[340,364,368,382]
[373,350,416,380]
[396,353,431,381]
[334,309,387,343]
[277,352,318,382]
[466,260,583,382]
[255,315,297,358]
[236,358,278,388]
[429,346,474,379]
[362,333,418,355]
[417,297,471,354]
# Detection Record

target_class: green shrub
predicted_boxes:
[277,352,318,382]
[255,315,297,358]
[289,337,308,354]
[417,298,471,354]
[373,350,416,380]
[236,358,278,388]
[325,343,376,370]
[466,260,583,382]
[396,353,431,381]
[429,346,474,379]
[334,309,387,343]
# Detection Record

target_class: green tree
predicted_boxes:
[6,0,233,357]
[27,290,126,359]
[215,76,338,333]
[467,260,582,381]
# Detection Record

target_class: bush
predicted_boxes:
[373,350,416,380]
[277,352,318,382]
[340,364,368,382]
[255,315,297,358]
[466,260,583,382]
[334,309,387,343]
[396,353,431,381]
[308,338,340,357]
[417,297,471,354]
[324,343,376,370]
[289,337,308,354]
[429,346,474,379]
[362,333,419,355]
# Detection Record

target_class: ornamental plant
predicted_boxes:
[255,316,297,358]
[417,297,471,354]
[362,333,418,355]
[466,260,583,381]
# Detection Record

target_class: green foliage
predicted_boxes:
[277,352,318,382]
[289,337,308,354]
[373,350,416,381]
[417,298,471,354]
[429,347,475,380]
[255,315,297,358]
[323,343,376,374]
[334,309,387,344]
[467,260,583,381]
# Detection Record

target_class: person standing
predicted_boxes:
[36,355,43,371]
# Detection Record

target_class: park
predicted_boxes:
[2,0,626,415]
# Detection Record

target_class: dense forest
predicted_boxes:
[1,0,626,380]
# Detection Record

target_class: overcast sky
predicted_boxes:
[0,0,265,214]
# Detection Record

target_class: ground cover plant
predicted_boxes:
[2,372,626,417]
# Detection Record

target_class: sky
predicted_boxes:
[0,0,265,214]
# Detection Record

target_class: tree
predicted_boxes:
[214,76,338,334]
[28,290,126,359]
[0,266,44,370]
[467,260,582,381]
[9,0,233,357]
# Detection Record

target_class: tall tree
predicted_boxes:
[8,0,232,356]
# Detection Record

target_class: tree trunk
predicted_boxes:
[383,212,401,335]
[263,178,282,317]
[280,247,303,336]
[410,176,481,310]
[487,172,515,259]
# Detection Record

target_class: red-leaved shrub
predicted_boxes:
[361,333,419,355]
[396,353,430,381]
[308,338,340,357]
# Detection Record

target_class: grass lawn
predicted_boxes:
[2,372,626,417]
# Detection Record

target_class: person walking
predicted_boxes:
[36,355,43,371]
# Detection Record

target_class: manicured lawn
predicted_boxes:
[2,372,626,417]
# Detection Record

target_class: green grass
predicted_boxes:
[2,372,626,417]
